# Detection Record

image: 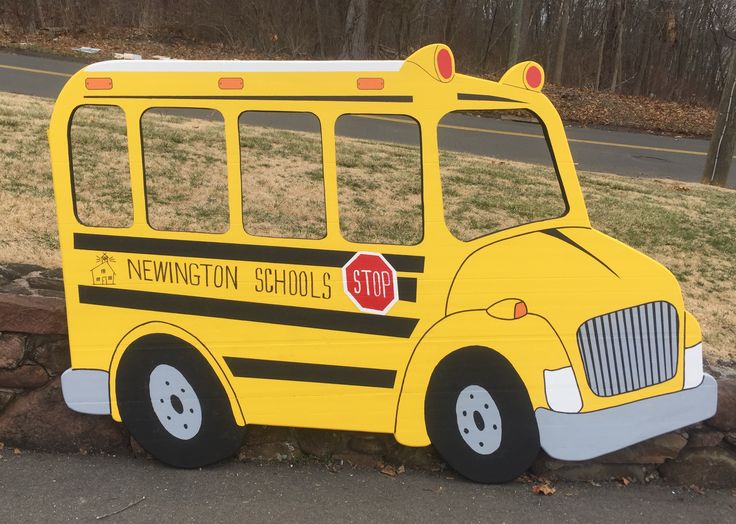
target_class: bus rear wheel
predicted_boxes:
[116,334,244,468]
[424,347,540,483]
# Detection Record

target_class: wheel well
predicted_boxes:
[108,321,245,426]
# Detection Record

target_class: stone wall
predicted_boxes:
[1,262,735,487]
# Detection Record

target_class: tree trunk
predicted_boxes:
[507,0,524,67]
[594,1,611,91]
[313,0,326,58]
[552,0,571,84]
[702,47,736,187]
[339,0,368,59]
[609,0,626,92]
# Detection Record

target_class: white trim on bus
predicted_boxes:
[84,60,405,74]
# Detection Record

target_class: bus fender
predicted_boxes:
[107,321,246,426]
[393,309,572,447]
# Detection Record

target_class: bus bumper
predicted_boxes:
[535,374,718,461]
[60,369,111,415]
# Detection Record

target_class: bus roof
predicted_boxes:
[84,60,405,74]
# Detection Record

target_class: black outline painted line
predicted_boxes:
[541,229,619,277]
[224,357,396,388]
[74,233,425,273]
[83,95,413,103]
[456,93,522,103]
[78,286,419,338]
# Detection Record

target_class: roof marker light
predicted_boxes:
[85,77,113,90]
[218,77,244,90]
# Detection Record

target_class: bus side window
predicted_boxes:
[141,108,229,233]
[438,109,567,241]
[335,114,423,246]
[239,112,326,239]
[69,105,132,227]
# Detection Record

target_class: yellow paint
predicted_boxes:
[49,44,701,447]
[0,63,72,77]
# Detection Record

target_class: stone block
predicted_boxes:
[707,378,736,432]
[383,443,444,471]
[26,276,64,292]
[3,263,45,276]
[0,377,129,453]
[0,389,14,411]
[0,364,49,389]
[27,335,71,375]
[0,293,67,334]
[596,432,687,464]
[687,427,724,448]
[659,447,736,488]
[532,453,652,482]
[0,333,26,369]
[348,434,388,455]
[295,428,345,459]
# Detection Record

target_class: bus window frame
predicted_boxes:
[238,109,328,242]
[67,103,134,229]
[437,107,572,243]
[139,106,231,235]
[334,112,426,247]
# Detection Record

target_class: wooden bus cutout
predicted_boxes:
[50,44,717,483]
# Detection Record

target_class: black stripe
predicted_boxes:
[78,286,418,338]
[84,95,413,103]
[74,233,425,273]
[397,277,417,302]
[224,357,396,388]
[457,93,522,103]
[541,229,619,277]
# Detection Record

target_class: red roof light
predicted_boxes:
[525,66,542,89]
[436,49,453,80]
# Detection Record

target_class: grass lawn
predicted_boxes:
[1,91,735,367]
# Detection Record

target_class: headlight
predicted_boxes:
[544,366,582,413]
[683,343,704,389]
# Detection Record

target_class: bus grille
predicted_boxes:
[576,302,678,397]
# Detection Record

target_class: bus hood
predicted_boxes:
[446,227,684,343]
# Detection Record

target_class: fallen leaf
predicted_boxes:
[13,448,21,455]
[532,481,556,496]
[617,477,632,487]
[379,465,397,477]
[397,465,405,475]
[0,442,4,451]
[689,484,705,495]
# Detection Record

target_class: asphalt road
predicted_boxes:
[0,451,733,523]
[1,49,734,188]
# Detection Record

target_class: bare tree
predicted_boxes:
[702,46,736,186]
[552,0,571,84]
[507,0,524,67]
[340,0,368,59]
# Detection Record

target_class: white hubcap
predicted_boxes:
[149,364,202,440]
[455,385,502,455]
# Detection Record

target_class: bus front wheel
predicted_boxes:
[424,347,540,483]
[116,334,244,468]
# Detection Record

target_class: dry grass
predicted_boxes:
[1,91,735,366]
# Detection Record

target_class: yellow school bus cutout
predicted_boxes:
[50,44,717,483]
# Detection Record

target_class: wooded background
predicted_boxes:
[1,0,735,105]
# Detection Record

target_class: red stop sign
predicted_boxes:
[342,252,398,314]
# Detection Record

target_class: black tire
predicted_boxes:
[116,333,245,468]
[425,347,540,483]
